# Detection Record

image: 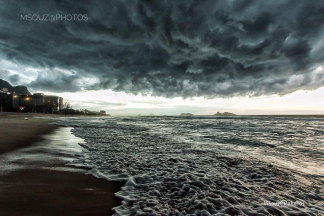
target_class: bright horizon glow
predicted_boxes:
[39,87,324,116]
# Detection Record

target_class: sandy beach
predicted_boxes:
[0,113,123,216]
[0,114,59,153]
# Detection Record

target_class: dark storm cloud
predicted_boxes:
[0,0,324,97]
[28,70,82,92]
[0,69,11,81]
[9,74,20,85]
[0,69,21,86]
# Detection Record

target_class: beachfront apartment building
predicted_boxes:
[0,92,20,111]
[19,93,63,113]
[0,92,9,111]
[0,91,63,113]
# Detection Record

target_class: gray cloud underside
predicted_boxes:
[1,0,324,97]
[0,69,21,85]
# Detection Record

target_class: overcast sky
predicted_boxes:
[0,0,324,115]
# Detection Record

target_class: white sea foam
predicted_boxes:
[56,116,324,216]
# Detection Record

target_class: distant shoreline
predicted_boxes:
[1,111,324,118]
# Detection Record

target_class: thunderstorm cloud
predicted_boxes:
[1,0,324,97]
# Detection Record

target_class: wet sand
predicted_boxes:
[0,114,123,215]
[0,113,63,154]
[0,169,124,216]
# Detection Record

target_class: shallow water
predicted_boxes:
[56,116,324,216]
[0,127,84,175]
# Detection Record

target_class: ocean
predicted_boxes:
[57,116,324,216]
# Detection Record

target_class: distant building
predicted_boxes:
[0,92,20,111]
[0,92,9,109]
[10,93,20,109]
[20,94,63,113]
[99,110,106,116]
[0,80,62,113]
[44,95,63,111]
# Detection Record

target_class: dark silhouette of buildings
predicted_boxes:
[99,110,106,115]
[0,80,63,113]
[19,93,63,113]
[0,91,63,113]
[0,79,107,115]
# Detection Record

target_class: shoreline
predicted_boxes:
[0,116,123,215]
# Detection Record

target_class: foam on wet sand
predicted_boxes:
[56,116,324,216]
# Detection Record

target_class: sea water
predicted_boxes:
[56,116,324,216]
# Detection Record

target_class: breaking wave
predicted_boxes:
[56,116,324,215]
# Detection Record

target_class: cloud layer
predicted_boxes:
[1,0,324,97]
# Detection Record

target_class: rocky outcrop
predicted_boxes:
[180,113,194,116]
[213,112,236,116]
[0,79,31,95]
